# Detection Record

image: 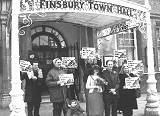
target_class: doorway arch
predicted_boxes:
[31,25,68,95]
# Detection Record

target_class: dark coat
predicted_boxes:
[118,73,138,110]
[46,67,67,103]
[102,69,120,100]
[20,71,43,103]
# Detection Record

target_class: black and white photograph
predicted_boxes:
[0,0,160,116]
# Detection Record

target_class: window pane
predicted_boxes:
[40,36,48,46]
[36,27,42,32]
[45,27,52,33]
[31,29,36,35]
[32,37,39,46]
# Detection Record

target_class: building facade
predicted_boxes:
[0,0,159,109]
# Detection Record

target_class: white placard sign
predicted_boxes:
[20,60,31,72]
[114,49,126,59]
[127,60,144,75]
[125,77,140,89]
[80,47,96,59]
[59,74,74,86]
[61,57,78,68]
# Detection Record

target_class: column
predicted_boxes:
[9,0,26,115]
[0,11,11,108]
[133,28,138,60]
[144,0,160,115]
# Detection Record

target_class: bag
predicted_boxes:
[135,88,141,98]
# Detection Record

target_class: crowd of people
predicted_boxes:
[20,52,140,116]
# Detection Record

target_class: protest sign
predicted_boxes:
[125,77,140,89]
[20,60,31,72]
[127,60,144,75]
[59,74,74,86]
[114,49,126,58]
[61,57,78,68]
[80,47,96,59]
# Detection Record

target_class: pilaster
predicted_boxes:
[0,11,11,108]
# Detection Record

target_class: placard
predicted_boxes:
[114,49,127,58]
[80,47,96,59]
[20,60,31,72]
[61,57,78,68]
[125,77,140,89]
[127,60,144,75]
[59,74,74,86]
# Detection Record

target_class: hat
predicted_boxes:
[53,58,61,65]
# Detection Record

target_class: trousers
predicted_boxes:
[27,102,40,116]
[52,101,67,116]
[103,95,118,116]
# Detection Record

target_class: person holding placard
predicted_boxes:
[46,58,67,116]
[20,61,44,116]
[118,64,138,116]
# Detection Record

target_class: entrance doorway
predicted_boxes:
[31,25,67,95]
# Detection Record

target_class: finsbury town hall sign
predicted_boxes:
[20,0,143,18]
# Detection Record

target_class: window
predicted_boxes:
[116,29,134,60]
[31,26,66,48]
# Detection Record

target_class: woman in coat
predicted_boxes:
[118,64,138,116]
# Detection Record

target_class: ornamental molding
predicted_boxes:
[19,12,46,35]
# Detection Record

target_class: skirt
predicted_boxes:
[87,92,104,116]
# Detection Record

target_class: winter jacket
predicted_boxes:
[20,70,43,103]
[118,73,138,110]
[46,67,67,102]
[102,69,120,99]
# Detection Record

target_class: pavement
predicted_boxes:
[0,93,159,116]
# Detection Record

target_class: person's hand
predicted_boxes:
[123,86,127,89]
[38,69,43,78]
[32,76,37,80]
[110,88,116,94]
[57,80,62,85]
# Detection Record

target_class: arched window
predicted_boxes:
[31,26,66,48]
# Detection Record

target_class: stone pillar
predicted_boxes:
[133,28,138,60]
[9,0,26,115]
[144,0,160,115]
[0,11,11,108]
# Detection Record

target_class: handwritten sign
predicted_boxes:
[127,60,144,75]
[20,60,31,72]
[114,49,127,59]
[125,77,140,89]
[80,47,96,59]
[61,57,78,68]
[59,74,74,86]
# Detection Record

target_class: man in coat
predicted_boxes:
[21,61,43,116]
[46,58,67,116]
[102,60,120,116]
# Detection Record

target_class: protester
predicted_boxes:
[83,59,95,115]
[118,64,138,116]
[46,58,67,116]
[21,61,43,116]
[102,60,120,116]
[86,65,106,116]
